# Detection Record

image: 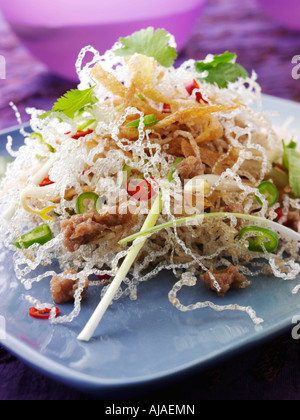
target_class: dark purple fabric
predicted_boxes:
[1,0,300,400]
[1,332,300,400]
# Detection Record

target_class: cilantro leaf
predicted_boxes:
[282,140,300,197]
[114,27,177,68]
[196,51,248,88]
[39,85,97,120]
[196,51,236,72]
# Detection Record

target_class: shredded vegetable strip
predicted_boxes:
[119,213,300,245]
[77,159,181,341]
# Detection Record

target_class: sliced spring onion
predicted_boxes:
[238,226,279,253]
[75,192,102,214]
[126,114,159,128]
[14,224,53,249]
[282,140,300,197]
[255,181,279,207]
[45,143,56,153]
[136,93,146,101]
[77,158,182,342]
[30,132,44,143]
[77,119,97,131]
[118,212,300,246]
[30,132,55,153]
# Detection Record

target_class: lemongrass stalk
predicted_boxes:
[119,212,300,245]
[31,155,58,185]
[77,158,181,341]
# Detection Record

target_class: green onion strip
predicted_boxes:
[77,158,182,341]
[119,212,300,247]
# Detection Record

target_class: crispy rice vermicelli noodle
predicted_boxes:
[1,31,300,330]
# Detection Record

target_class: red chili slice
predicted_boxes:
[162,103,172,114]
[184,79,209,104]
[28,306,60,320]
[125,176,157,201]
[98,274,111,282]
[72,129,94,140]
[39,174,55,187]
[275,208,288,225]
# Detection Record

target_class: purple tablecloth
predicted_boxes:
[1,0,300,400]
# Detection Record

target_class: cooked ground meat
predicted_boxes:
[223,203,245,227]
[200,265,248,296]
[223,203,244,214]
[285,210,300,232]
[176,156,204,180]
[61,209,135,252]
[50,269,89,304]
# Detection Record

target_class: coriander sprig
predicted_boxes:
[39,85,97,120]
[196,51,249,88]
[114,27,178,68]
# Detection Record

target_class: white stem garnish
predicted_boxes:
[77,159,181,342]
[119,212,300,244]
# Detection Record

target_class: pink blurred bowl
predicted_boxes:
[0,0,206,81]
[256,0,300,31]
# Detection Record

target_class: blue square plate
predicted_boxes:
[0,95,300,397]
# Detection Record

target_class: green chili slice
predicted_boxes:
[30,132,44,144]
[14,224,53,249]
[30,132,55,153]
[75,192,102,214]
[255,181,279,207]
[126,114,158,128]
[239,226,279,253]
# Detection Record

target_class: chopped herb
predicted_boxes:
[126,114,159,128]
[196,51,248,88]
[114,27,178,68]
[39,86,97,120]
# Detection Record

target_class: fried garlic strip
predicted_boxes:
[195,116,224,144]
[128,54,175,106]
[154,105,240,129]
[91,63,164,120]
[91,64,127,98]
[116,82,137,120]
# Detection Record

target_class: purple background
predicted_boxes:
[1,0,300,400]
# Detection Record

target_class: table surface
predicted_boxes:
[1,0,300,401]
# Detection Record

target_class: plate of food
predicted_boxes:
[0,27,300,396]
